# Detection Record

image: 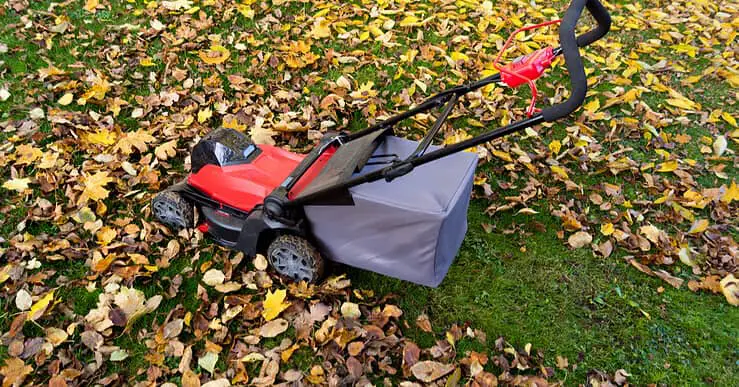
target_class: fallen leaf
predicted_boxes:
[2,178,31,192]
[340,302,361,319]
[712,135,727,156]
[654,270,684,289]
[259,318,289,337]
[719,274,738,306]
[0,358,33,387]
[27,290,55,321]
[110,349,129,361]
[568,231,592,249]
[311,17,331,39]
[84,0,99,13]
[687,219,709,234]
[202,269,226,286]
[58,93,74,105]
[262,289,290,321]
[198,352,218,374]
[416,314,432,333]
[14,289,32,311]
[199,45,230,65]
[411,361,455,382]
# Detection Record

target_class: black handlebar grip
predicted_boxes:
[541,0,611,122]
[576,0,611,47]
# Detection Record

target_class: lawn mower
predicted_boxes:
[152,0,611,286]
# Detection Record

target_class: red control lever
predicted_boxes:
[493,19,561,117]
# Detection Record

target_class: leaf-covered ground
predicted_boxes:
[0,0,737,386]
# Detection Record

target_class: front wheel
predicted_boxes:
[267,235,324,283]
[152,191,194,230]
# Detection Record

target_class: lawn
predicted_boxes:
[0,0,737,386]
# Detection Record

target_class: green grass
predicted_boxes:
[350,200,739,384]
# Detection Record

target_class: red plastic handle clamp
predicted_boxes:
[500,47,555,88]
[493,19,561,117]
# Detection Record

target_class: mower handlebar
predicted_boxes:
[541,0,611,122]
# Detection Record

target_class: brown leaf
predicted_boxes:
[260,318,289,337]
[654,270,684,289]
[411,361,455,383]
[568,231,592,249]
[416,313,432,333]
[720,274,739,306]
[182,369,201,387]
[626,258,654,276]
[0,358,33,387]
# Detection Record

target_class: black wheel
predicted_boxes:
[152,191,194,230]
[267,235,324,283]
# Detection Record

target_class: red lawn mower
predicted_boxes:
[152,0,611,286]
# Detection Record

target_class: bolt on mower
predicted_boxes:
[152,0,611,286]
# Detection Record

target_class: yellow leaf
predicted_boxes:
[96,226,117,246]
[14,144,43,165]
[262,289,291,321]
[687,219,709,234]
[2,177,31,192]
[670,44,697,58]
[28,290,55,321]
[222,116,247,132]
[721,180,738,204]
[399,15,420,27]
[446,331,456,348]
[199,45,230,65]
[450,52,469,62]
[311,17,331,39]
[139,57,156,67]
[665,98,697,110]
[492,150,513,163]
[671,202,695,222]
[656,160,678,172]
[583,98,600,113]
[155,140,178,160]
[78,171,113,205]
[84,0,99,13]
[236,4,254,18]
[197,107,212,123]
[548,140,562,154]
[81,74,110,101]
[722,112,737,127]
[550,165,569,179]
[600,222,615,236]
[86,129,117,146]
[281,343,300,363]
[58,93,74,106]
[114,130,155,154]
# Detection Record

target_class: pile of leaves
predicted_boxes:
[3,245,594,386]
[0,0,736,384]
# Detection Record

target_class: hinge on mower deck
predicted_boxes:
[383,161,414,182]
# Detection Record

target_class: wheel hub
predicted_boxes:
[153,199,188,229]
[270,247,314,282]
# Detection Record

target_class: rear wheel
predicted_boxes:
[267,235,324,283]
[152,191,194,230]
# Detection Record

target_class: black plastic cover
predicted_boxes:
[191,128,256,173]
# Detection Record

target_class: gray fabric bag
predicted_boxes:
[304,136,478,287]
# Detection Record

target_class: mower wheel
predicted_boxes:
[152,191,194,230]
[267,235,324,283]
